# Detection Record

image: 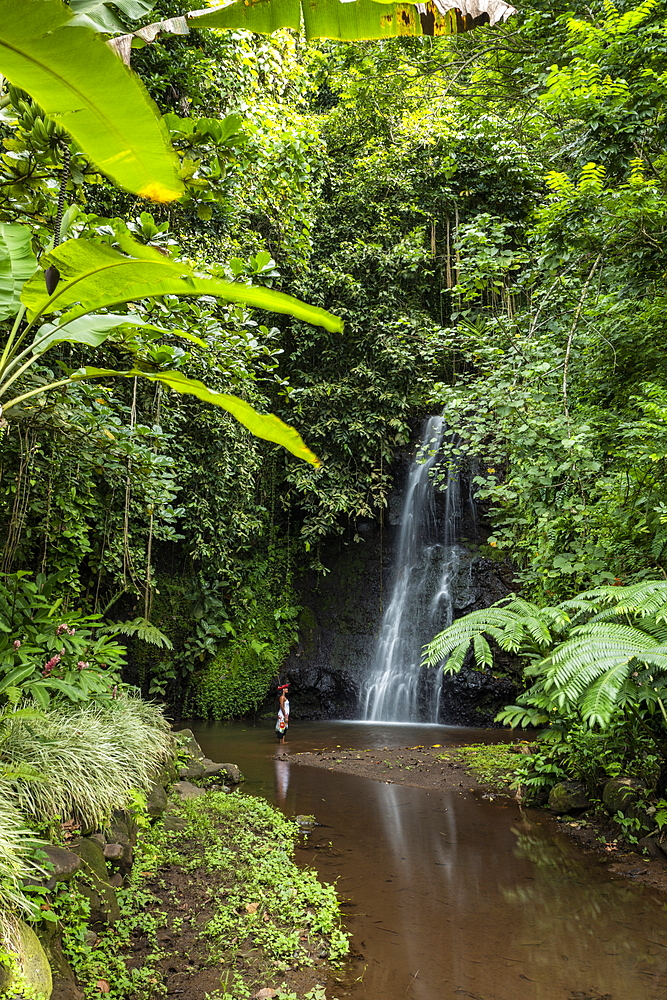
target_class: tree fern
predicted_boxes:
[424,579,667,731]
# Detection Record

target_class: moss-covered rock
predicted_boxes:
[548,781,590,814]
[0,919,53,999]
[71,838,120,926]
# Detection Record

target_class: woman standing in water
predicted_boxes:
[276,683,290,742]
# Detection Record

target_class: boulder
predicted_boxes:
[603,777,644,816]
[0,919,53,999]
[178,761,207,780]
[71,838,120,925]
[212,762,244,785]
[172,780,205,800]
[42,844,82,885]
[173,728,205,761]
[36,919,81,1000]
[548,781,590,814]
[103,843,124,863]
[146,780,168,818]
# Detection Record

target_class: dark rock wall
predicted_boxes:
[271,450,516,725]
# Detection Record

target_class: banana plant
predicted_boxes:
[0,0,183,201]
[0,224,343,466]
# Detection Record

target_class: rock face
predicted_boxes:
[0,919,53,999]
[548,781,590,814]
[267,449,513,723]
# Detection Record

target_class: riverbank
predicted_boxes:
[289,739,667,896]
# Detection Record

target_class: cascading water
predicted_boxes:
[361,416,464,723]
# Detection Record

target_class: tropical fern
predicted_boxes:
[424,580,667,731]
[102,617,173,650]
[422,595,570,673]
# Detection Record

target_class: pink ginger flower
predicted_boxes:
[13,639,20,650]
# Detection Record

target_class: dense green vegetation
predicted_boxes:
[7,0,667,989]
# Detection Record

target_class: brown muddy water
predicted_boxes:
[188,720,667,1000]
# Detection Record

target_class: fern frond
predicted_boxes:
[579,664,633,727]
[104,618,174,650]
[473,634,493,669]
[494,705,550,728]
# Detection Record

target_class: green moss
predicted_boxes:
[446,744,520,791]
[184,590,299,720]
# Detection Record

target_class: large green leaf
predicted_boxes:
[187,0,517,40]
[21,238,343,333]
[0,0,182,201]
[74,366,321,466]
[31,313,174,354]
[0,224,37,323]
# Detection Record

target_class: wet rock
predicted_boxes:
[638,835,665,860]
[603,777,644,815]
[548,782,590,814]
[42,844,82,884]
[71,838,120,925]
[146,779,168,817]
[173,780,205,800]
[296,814,315,828]
[0,919,53,999]
[174,728,205,760]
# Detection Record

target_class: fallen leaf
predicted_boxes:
[245,902,259,914]
[95,982,111,994]
[254,990,278,999]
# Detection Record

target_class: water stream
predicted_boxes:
[361,418,466,722]
[189,720,667,1000]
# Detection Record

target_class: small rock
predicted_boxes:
[173,728,205,761]
[103,843,124,862]
[146,780,168,818]
[548,781,590,814]
[603,777,644,816]
[295,814,315,827]
[42,844,82,883]
[108,873,123,888]
[163,812,188,833]
[84,930,100,947]
[173,780,205,800]
[88,833,106,847]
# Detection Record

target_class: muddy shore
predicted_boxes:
[288,741,667,896]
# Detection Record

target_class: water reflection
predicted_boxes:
[274,755,290,810]
[189,721,667,1000]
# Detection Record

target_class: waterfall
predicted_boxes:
[361,416,464,722]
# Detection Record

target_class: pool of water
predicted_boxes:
[185,720,667,1000]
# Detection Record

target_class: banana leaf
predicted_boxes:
[0,0,182,201]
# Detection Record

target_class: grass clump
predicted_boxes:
[447,744,520,791]
[2,696,173,832]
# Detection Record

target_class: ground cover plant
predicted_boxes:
[53,789,348,1000]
